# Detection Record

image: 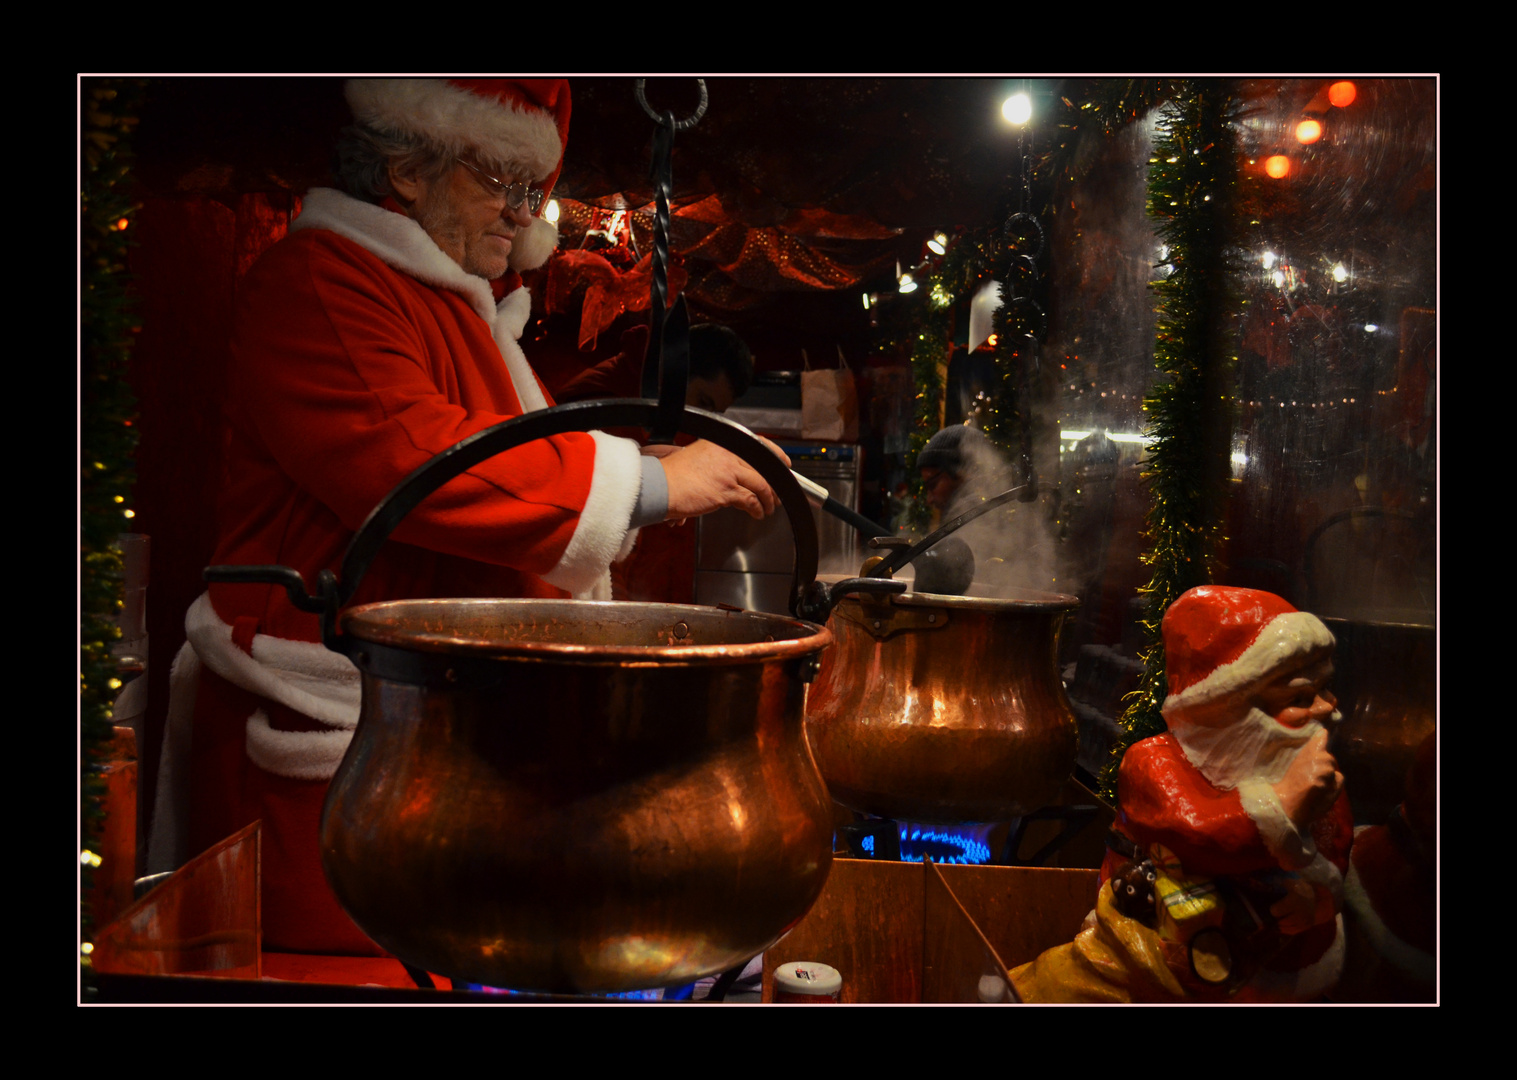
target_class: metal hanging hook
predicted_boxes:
[635,78,709,131]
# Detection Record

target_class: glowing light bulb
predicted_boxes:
[899,273,917,294]
[1002,93,1032,125]
[1364,324,1378,333]
[544,199,560,224]
[1262,251,1277,269]
[1272,270,1286,288]
[1295,119,1322,145]
[1332,263,1348,283]
[1328,81,1357,108]
[861,292,871,310]
[1264,155,1291,179]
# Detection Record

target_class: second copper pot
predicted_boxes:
[805,586,1079,824]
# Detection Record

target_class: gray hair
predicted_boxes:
[331,124,454,204]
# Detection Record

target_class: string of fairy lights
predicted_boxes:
[80,77,144,971]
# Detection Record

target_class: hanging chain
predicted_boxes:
[635,79,707,441]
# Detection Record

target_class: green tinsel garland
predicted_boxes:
[1101,81,1240,800]
[882,288,949,534]
[80,78,143,955]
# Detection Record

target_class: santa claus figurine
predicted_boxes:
[1011,585,1354,1003]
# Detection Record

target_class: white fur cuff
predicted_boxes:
[1236,778,1316,870]
[541,431,643,598]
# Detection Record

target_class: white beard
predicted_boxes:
[1168,706,1325,792]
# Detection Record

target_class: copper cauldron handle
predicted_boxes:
[204,399,821,652]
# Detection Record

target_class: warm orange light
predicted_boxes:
[986,334,998,347]
[1294,119,1322,145]
[1328,81,1357,108]
[115,217,129,230]
[1264,155,1292,179]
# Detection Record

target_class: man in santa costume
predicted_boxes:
[1011,585,1354,1002]
[150,78,788,956]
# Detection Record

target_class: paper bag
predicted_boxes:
[801,365,859,442]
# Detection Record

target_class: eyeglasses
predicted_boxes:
[455,158,546,213]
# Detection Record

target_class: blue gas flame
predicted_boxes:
[897,824,994,865]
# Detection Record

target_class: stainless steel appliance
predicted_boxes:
[696,442,864,615]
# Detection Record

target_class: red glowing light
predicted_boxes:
[1328,81,1357,108]
[1294,119,1322,145]
[115,217,129,230]
[1264,155,1291,179]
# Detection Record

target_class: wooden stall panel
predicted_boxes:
[764,858,924,1003]
[940,863,1100,971]
[922,862,1015,1003]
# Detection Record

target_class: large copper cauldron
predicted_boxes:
[206,402,865,994]
[805,584,1080,824]
[327,597,832,992]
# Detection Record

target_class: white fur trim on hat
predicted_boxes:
[346,78,562,181]
[540,430,643,598]
[1165,611,1335,715]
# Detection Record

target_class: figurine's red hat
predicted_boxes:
[344,78,570,272]
[1162,586,1334,715]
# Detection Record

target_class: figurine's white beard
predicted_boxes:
[1168,706,1325,792]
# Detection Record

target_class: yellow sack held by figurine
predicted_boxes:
[1009,880,1190,1004]
[1149,844,1226,941]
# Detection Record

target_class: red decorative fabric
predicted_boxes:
[546,249,686,351]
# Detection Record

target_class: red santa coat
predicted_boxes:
[1111,732,1354,997]
[166,189,646,954]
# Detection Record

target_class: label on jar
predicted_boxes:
[774,961,842,1002]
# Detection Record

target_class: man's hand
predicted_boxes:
[659,437,791,522]
[1272,729,1343,829]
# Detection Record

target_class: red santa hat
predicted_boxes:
[1161,585,1335,717]
[344,77,571,272]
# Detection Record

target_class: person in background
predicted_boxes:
[916,424,1004,519]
